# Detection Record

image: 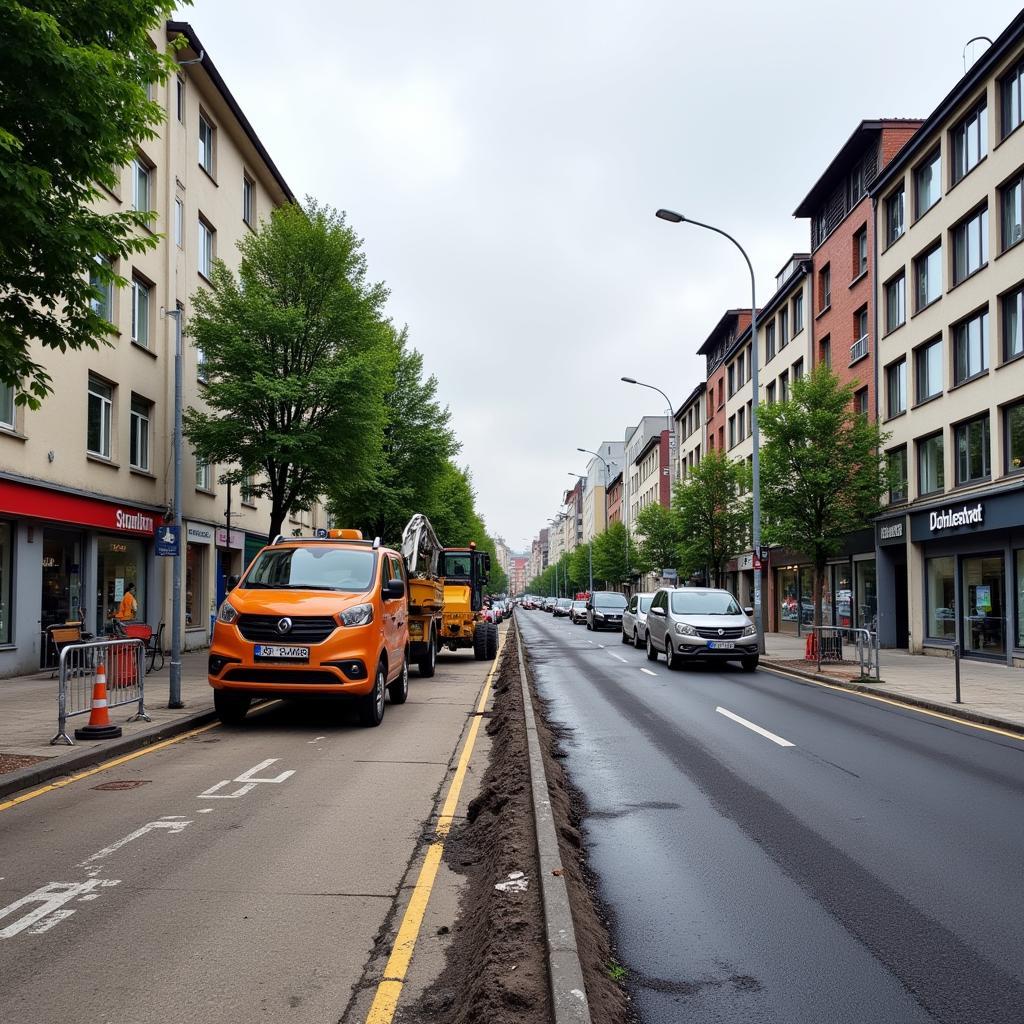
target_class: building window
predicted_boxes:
[727,363,735,397]
[243,175,255,226]
[820,335,831,368]
[886,186,905,245]
[819,264,831,311]
[1000,170,1023,251]
[129,397,151,471]
[0,521,11,644]
[737,405,746,440]
[792,358,804,381]
[727,415,735,448]
[90,256,113,322]
[0,383,14,429]
[130,275,150,347]
[779,308,789,347]
[851,306,868,362]
[765,321,776,361]
[854,226,867,277]
[885,272,906,333]
[780,370,790,402]
[886,358,907,418]
[950,100,987,185]
[955,412,990,484]
[1006,401,1024,473]
[915,336,943,402]
[174,197,184,248]
[926,556,956,640]
[1002,283,1024,361]
[951,206,989,285]
[176,76,185,123]
[198,114,215,176]
[1003,57,1024,139]
[887,446,908,502]
[915,242,942,310]
[914,148,941,218]
[195,455,212,491]
[132,158,151,213]
[87,376,112,458]
[793,291,804,334]
[918,432,944,495]
[855,387,869,416]
[198,218,215,278]
[766,381,776,404]
[241,473,256,504]
[952,309,988,385]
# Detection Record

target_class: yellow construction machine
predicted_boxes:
[440,543,497,660]
[401,514,446,676]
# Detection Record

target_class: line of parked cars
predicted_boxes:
[526,586,760,671]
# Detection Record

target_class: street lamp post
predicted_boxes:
[578,447,618,590]
[163,305,185,708]
[568,472,592,594]
[655,208,764,654]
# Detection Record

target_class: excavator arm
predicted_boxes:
[401,513,444,577]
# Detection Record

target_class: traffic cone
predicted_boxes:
[74,662,123,740]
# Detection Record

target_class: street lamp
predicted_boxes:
[162,305,185,709]
[620,378,676,488]
[568,472,592,594]
[655,207,764,654]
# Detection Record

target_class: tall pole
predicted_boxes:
[168,306,184,707]
[655,209,764,654]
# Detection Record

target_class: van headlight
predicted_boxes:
[674,622,698,636]
[742,624,757,637]
[339,603,373,627]
[218,601,238,624]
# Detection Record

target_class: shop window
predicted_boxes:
[955,413,990,484]
[855,560,877,631]
[1006,400,1024,473]
[87,376,113,458]
[926,556,956,640]
[185,541,207,628]
[96,536,146,631]
[887,446,908,502]
[962,555,1005,656]
[0,521,11,644]
[1016,550,1024,648]
[1002,283,1024,362]
[917,431,945,495]
[777,567,799,634]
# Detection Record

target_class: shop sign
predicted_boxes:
[0,479,157,536]
[186,522,214,545]
[156,525,180,557]
[928,503,984,533]
[738,552,753,571]
[877,518,905,546]
[215,527,244,549]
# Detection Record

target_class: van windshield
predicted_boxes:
[670,591,742,616]
[244,547,376,592]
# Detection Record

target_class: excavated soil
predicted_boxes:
[405,622,632,1024]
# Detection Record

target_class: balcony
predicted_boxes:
[850,335,869,363]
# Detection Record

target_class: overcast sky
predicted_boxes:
[182,0,1014,553]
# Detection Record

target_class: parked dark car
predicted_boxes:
[586,591,628,631]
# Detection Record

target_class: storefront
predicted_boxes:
[0,477,159,676]
[185,522,214,648]
[215,527,244,610]
[876,483,1024,665]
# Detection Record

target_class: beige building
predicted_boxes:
[0,21,323,676]
[579,441,623,544]
[675,382,705,482]
[872,11,1024,665]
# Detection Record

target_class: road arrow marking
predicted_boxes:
[81,819,192,864]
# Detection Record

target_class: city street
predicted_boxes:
[0,652,493,1024]
[518,610,1024,1024]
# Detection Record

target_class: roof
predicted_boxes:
[793,119,923,217]
[167,22,297,204]
[872,11,1024,196]
[673,380,706,420]
[696,309,751,356]
[607,470,623,491]
[633,431,665,466]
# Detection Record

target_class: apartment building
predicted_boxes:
[510,556,529,595]
[872,11,1024,665]
[580,441,624,544]
[699,310,752,458]
[674,382,705,482]
[0,22,303,675]
[632,432,671,515]
[493,536,512,578]
[624,416,669,533]
[607,472,623,524]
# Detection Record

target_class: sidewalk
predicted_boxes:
[763,632,1024,732]
[0,651,215,790]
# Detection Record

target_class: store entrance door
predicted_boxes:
[961,554,1005,657]
[40,529,83,668]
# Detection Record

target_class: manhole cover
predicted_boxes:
[91,779,151,791]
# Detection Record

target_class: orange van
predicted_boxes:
[208,531,409,727]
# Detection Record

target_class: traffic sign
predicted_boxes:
[156,525,180,557]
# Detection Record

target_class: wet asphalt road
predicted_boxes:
[518,609,1024,1024]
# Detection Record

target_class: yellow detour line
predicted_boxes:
[0,720,221,814]
[364,639,503,1024]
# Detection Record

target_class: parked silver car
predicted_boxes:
[569,599,588,624]
[553,597,573,618]
[621,592,655,648]
[645,587,759,671]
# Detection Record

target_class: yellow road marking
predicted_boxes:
[0,720,220,814]
[764,664,1024,742]
[365,640,503,1024]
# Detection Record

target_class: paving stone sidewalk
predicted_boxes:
[764,633,1024,732]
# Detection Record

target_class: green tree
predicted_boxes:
[329,326,458,544]
[634,503,682,577]
[184,201,391,540]
[592,522,636,588]
[673,450,751,587]
[758,364,889,629]
[0,1,184,404]
[570,542,593,591]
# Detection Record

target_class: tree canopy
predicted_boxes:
[0,0,183,405]
[633,503,682,578]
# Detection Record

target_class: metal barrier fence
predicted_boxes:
[807,625,880,681]
[51,638,150,746]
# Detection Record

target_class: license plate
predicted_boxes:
[254,644,309,660]
[707,641,735,650]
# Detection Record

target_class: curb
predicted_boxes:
[0,705,218,802]
[759,661,1024,737]
[513,621,592,1024]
